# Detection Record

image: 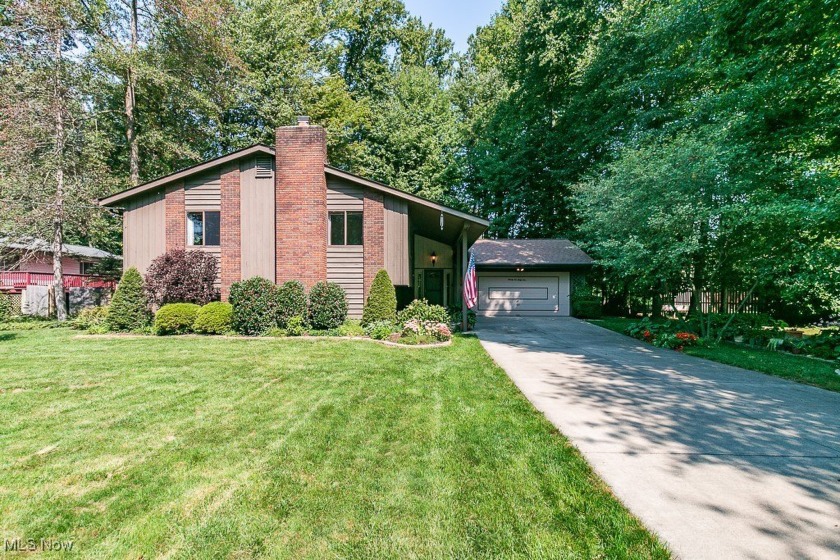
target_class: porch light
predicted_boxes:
[430,251,437,266]
[440,212,444,231]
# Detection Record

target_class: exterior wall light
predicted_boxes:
[431,251,437,266]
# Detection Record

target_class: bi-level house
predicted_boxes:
[100,118,591,318]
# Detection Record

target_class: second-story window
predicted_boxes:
[329,211,363,246]
[187,211,220,246]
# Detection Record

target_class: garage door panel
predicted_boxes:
[477,272,570,316]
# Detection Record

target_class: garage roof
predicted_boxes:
[472,239,593,268]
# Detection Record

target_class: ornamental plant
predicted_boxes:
[397,299,449,325]
[144,250,218,307]
[362,269,397,326]
[276,280,308,328]
[229,277,281,336]
[106,267,151,332]
[154,303,200,335]
[308,281,347,329]
[193,302,233,334]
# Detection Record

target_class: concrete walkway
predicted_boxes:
[476,317,840,560]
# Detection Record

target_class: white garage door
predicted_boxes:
[477,272,570,316]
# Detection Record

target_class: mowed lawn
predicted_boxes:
[0,329,667,559]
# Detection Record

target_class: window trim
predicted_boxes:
[186,210,221,247]
[328,210,363,246]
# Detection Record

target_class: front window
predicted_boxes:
[329,211,363,246]
[187,211,220,246]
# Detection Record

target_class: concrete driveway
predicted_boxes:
[476,317,840,560]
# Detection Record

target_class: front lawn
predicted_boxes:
[589,317,840,393]
[0,329,666,558]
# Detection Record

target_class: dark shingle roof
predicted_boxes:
[472,239,593,267]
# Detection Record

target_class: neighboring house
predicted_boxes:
[0,238,120,315]
[99,117,591,317]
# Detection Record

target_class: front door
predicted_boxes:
[424,269,444,306]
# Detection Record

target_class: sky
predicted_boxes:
[402,0,504,53]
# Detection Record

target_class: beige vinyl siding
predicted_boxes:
[383,196,409,286]
[240,156,275,281]
[327,246,364,317]
[123,190,165,274]
[327,179,364,316]
[185,172,221,209]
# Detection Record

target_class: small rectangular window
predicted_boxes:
[187,211,221,247]
[329,211,363,246]
[346,211,363,245]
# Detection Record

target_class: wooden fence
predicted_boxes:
[668,290,762,315]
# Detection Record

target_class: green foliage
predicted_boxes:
[154,303,200,335]
[337,319,365,337]
[286,315,307,336]
[107,268,151,332]
[264,327,287,338]
[276,280,308,329]
[571,291,602,319]
[307,282,348,330]
[397,299,449,325]
[0,295,14,322]
[362,269,397,326]
[364,320,398,340]
[71,306,110,332]
[193,302,233,335]
[229,277,281,336]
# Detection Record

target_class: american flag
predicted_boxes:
[463,250,477,309]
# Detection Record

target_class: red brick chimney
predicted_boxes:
[275,117,328,288]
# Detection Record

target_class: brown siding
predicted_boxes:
[240,156,275,281]
[165,182,185,252]
[363,191,385,304]
[327,246,364,317]
[220,163,240,300]
[185,172,221,209]
[383,196,409,286]
[326,178,364,210]
[275,125,328,288]
[123,189,165,274]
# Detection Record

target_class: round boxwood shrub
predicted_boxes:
[107,267,151,332]
[308,281,347,330]
[154,303,200,335]
[362,269,396,326]
[229,277,280,335]
[397,299,449,325]
[276,280,308,328]
[193,302,233,335]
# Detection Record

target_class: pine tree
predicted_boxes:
[362,269,397,326]
[106,267,150,332]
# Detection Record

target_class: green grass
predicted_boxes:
[589,317,840,393]
[0,329,667,559]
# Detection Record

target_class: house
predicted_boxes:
[100,117,591,318]
[0,238,119,315]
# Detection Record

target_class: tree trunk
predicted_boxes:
[126,0,139,186]
[651,291,662,319]
[52,27,67,321]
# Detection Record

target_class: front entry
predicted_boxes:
[424,269,444,306]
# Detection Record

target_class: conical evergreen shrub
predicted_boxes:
[106,267,151,332]
[362,269,397,326]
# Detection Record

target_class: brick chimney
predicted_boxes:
[275,117,328,288]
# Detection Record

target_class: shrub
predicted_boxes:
[193,302,233,335]
[364,320,398,340]
[276,280,308,328]
[308,281,347,329]
[362,269,397,326]
[0,294,13,321]
[397,299,449,325]
[154,303,200,335]
[572,293,603,319]
[144,249,218,307]
[337,319,365,337]
[264,327,287,337]
[107,268,151,332]
[402,319,452,341]
[286,315,307,336]
[229,277,280,336]
[71,306,109,331]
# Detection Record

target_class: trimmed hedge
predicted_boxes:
[193,302,233,335]
[229,277,280,335]
[362,269,396,326]
[154,303,200,335]
[308,281,347,330]
[107,268,151,332]
[397,299,449,325]
[276,280,308,328]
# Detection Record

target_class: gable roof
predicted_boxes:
[472,239,593,268]
[99,145,274,207]
[1,237,120,260]
[98,145,489,238]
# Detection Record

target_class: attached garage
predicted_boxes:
[471,239,592,317]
